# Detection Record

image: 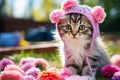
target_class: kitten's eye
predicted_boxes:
[79,25,85,30]
[65,24,71,31]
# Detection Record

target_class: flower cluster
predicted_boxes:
[0,57,49,80]
[101,65,120,78]
[101,54,120,80]
[0,57,73,80]
[1,54,120,80]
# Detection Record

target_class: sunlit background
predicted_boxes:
[0,0,120,32]
[0,0,62,21]
[0,1,120,79]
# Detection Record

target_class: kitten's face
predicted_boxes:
[57,13,93,66]
[58,13,93,43]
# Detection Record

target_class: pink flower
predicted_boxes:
[65,75,89,80]
[22,75,36,80]
[4,65,25,75]
[0,58,14,70]
[21,63,35,72]
[111,54,120,67]
[50,9,63,23]
[61,0,79,11]
[112,71,120,80]
[59,68,72,80]
[101,65,120,78]
[34,58,48,71]
[92,6,106,23]
[26,67,40,79]
[0,71,22,80]
[20,57,35,66]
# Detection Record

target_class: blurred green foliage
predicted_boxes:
[98,0,120,33]
[80,0,98,7]
[106,42,120,56]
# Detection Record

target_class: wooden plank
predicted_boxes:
[0,41,59,56]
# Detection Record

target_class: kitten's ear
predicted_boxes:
[92,6,106,23]
[50,9,63,23]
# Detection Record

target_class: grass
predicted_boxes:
[8,50,62,68]
[105,41,120,56]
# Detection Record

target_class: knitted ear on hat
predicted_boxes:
[61,0,79,11]
[50,10,63,23]
[92,6,106,23]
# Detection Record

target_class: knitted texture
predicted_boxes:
[50,0,106,54]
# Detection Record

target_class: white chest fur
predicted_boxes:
[63,34,90,66]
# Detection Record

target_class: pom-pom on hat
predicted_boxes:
[50,0,106,76]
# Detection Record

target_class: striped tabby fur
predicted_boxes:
[56,13,110,76]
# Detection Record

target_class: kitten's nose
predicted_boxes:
[71,32,77,38]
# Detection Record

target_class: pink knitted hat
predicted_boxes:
[50,0,106,76]
[50,0,106,53]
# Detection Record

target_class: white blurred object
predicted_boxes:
[13,0,30,18]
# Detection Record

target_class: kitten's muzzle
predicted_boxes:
[71,32,78,38]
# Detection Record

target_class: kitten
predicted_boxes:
[56,13,111,76]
